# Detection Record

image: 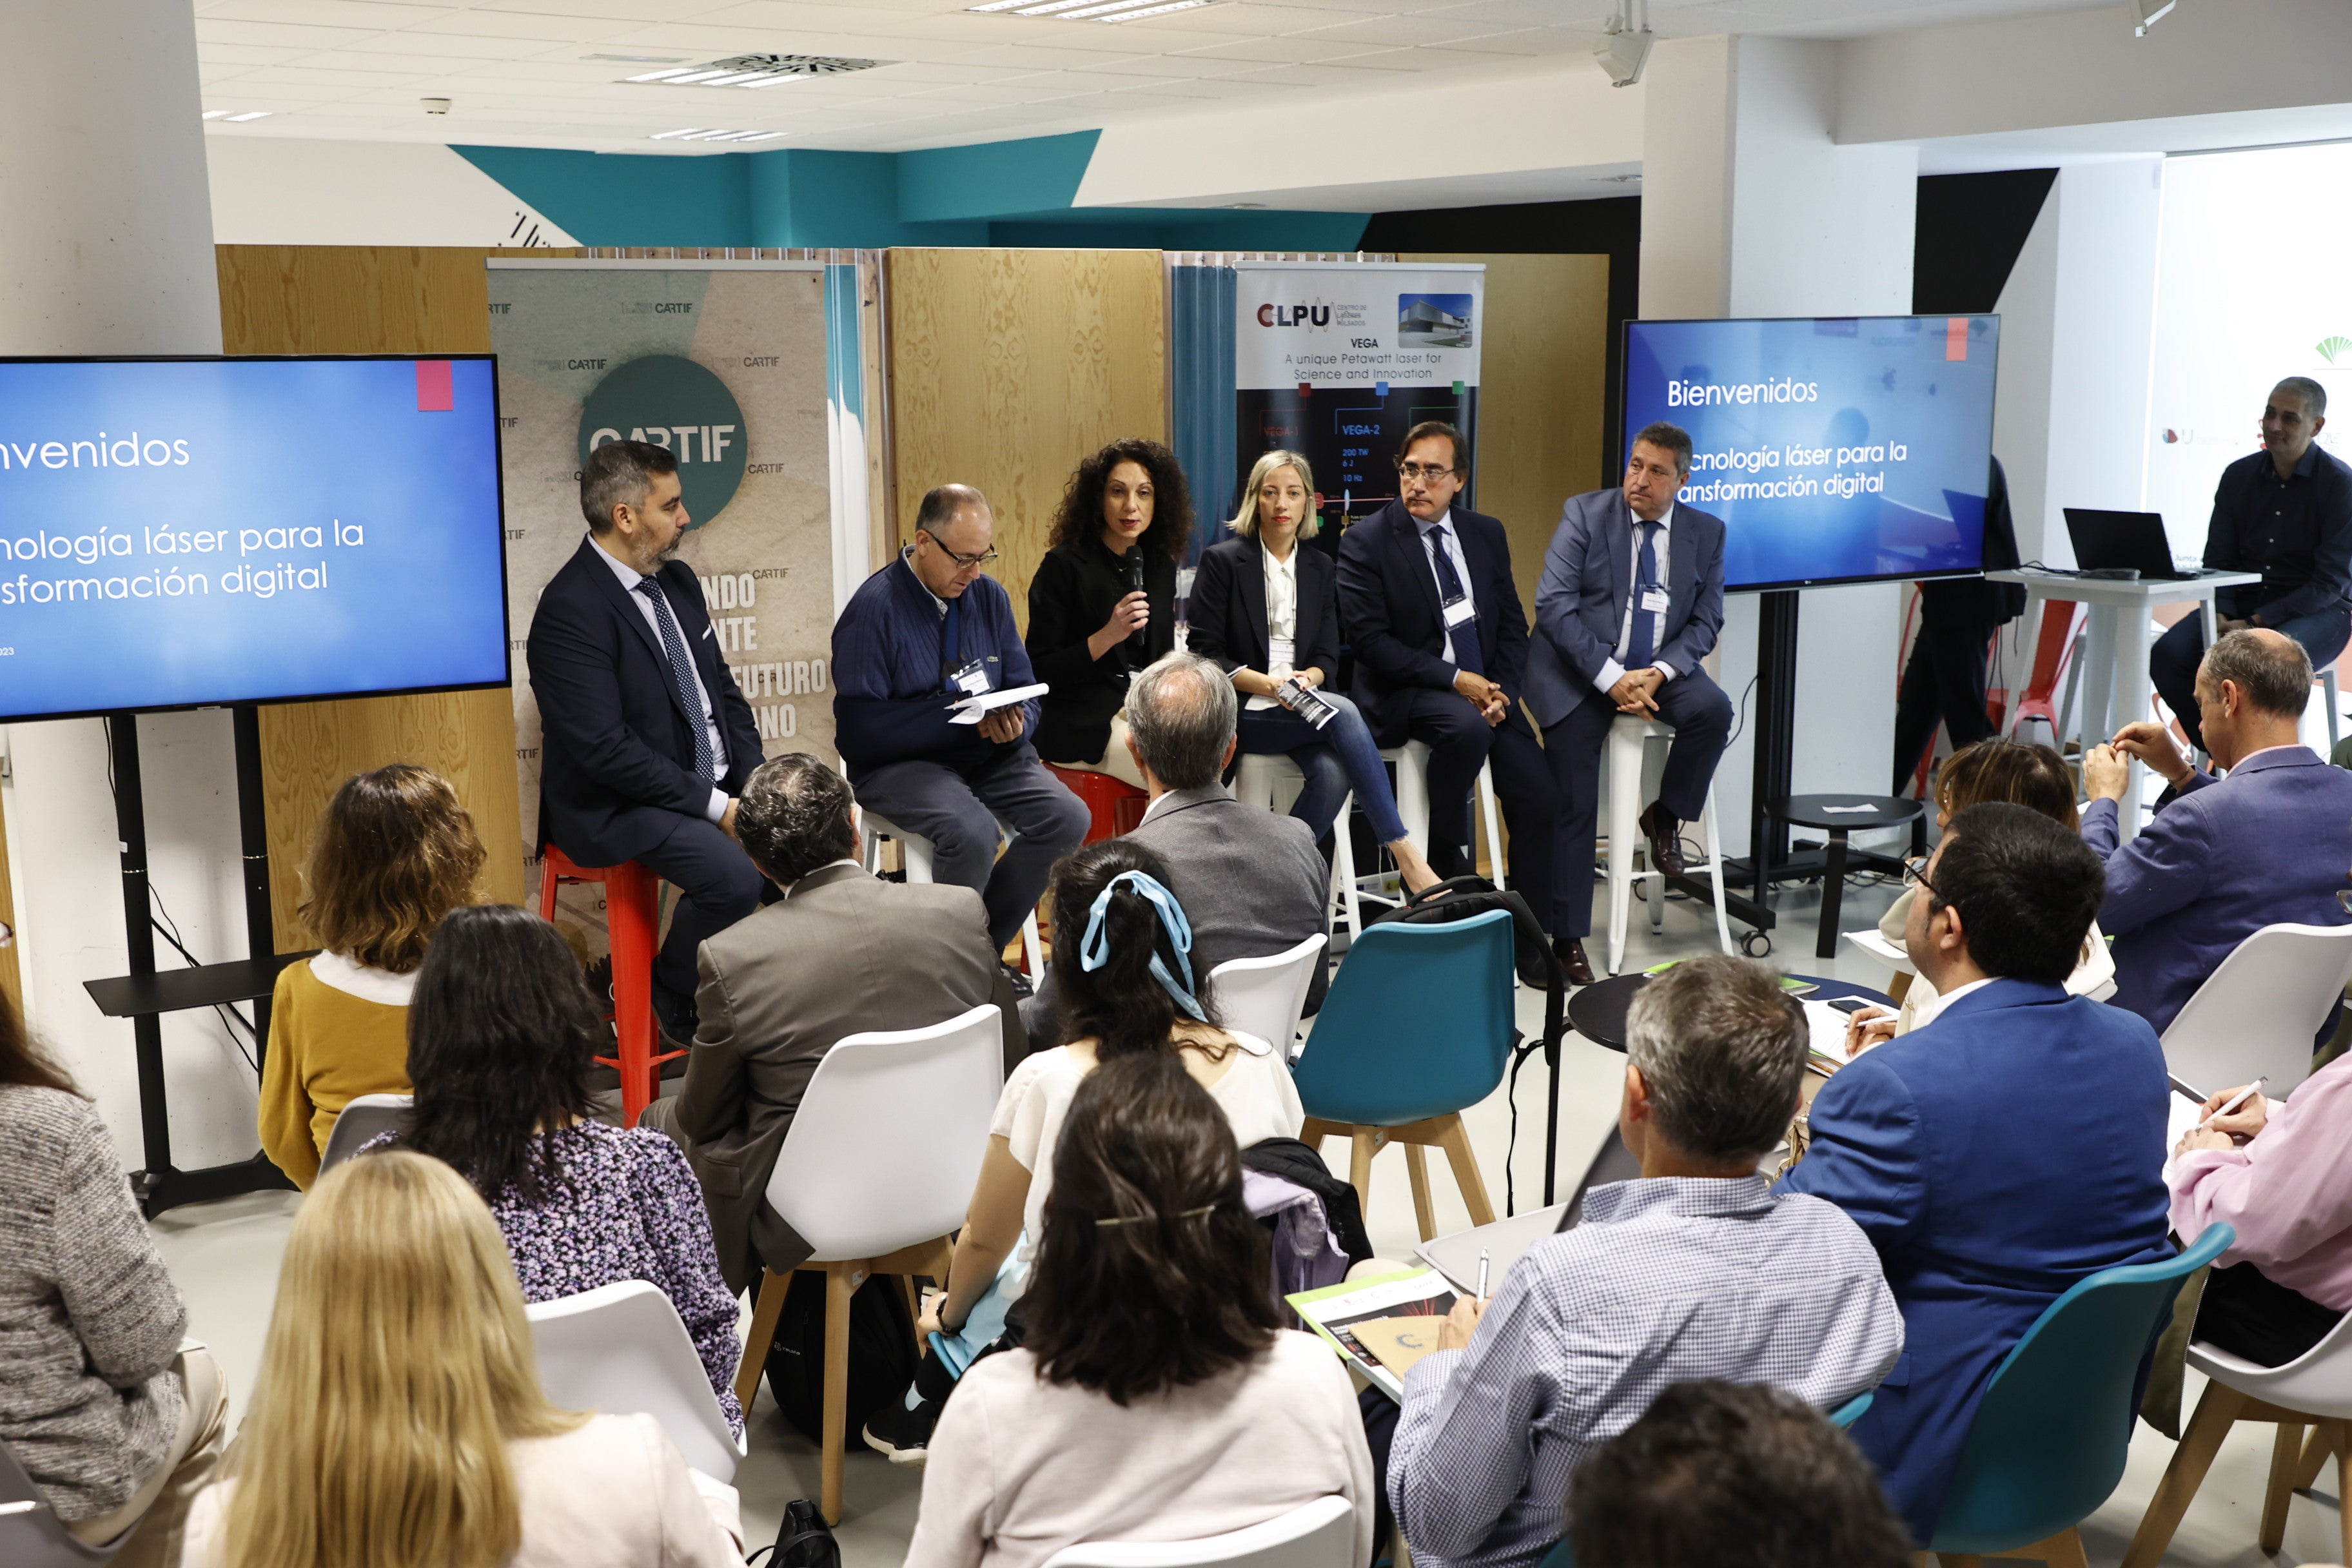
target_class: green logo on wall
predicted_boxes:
[579,355,747,529]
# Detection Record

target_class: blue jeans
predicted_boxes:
[1235,691,1411,845]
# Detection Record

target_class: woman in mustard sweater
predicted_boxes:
[260,764,484,1188]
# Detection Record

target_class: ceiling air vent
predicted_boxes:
[625,55,889,89]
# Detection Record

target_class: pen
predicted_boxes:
[2197,1077,2268,1132]
[1475,1250,1490,1304]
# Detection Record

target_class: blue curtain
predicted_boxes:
[1167,260,1237,568]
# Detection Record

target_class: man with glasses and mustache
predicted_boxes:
[832,483,1090,958]
[1336,421,1562,986]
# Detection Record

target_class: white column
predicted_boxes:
[1637,35,1919,859]
[0,1,250,1174]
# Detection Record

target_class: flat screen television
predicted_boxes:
[1622,315,2001,592]
[0,355,508,723]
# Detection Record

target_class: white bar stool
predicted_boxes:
[859,810,1044,977]
[1379,739,1505,889]
[1231,751,1362,943]
[1603,716,1732,976]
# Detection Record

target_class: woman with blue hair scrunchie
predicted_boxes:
[862,839,1304,1465]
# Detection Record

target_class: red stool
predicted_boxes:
[540,845,685,1128]
[1044,764,1148,843]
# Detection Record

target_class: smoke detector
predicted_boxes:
[422,97,451,115]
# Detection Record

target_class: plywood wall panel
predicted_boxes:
[885,250,1168,627]
[216,244,561,948]
[1402,253,1611,616]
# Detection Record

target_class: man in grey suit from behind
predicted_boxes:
[645,752,1014,1294]
[1023,651,1332,1051]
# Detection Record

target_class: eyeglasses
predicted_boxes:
[919,530,998,570]
[1903,858,1938,899]
[1396,462,1458,483]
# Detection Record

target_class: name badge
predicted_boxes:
[1442,596,1478,629]
[1268,634,1296,677]
[1640,587,1670,614]
[951,658,990,696]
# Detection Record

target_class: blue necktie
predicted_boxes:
[1625,522,1661,671]
[636,577,715,782]
[1427,528,1485,676]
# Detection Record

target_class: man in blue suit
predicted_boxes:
[1336,421,1560,979]
[2085,625,2352,1038]
[528,439,768,1042]
[1525,422,1732,982]
[1779,802,2173,1543]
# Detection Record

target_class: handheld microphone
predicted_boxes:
[1125,549,1150,656]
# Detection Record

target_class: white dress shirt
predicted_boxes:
[1247,543,1301,712]
[591,534,729,824]
[1595,502,1678,698]
[1413,510,1476,670]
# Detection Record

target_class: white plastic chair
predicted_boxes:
[1602,717,1732,977]
[315,1092,414,1181]
[861,810,1044,977]
[1841,926,1917,977]
[527,1280,745,1483]
[1380,740,1504,890]
[2124,1311,2352,1565]
[2159,923,2352,1099]
[733,1002,1004,1524]
[0,1436,123,1565]
[1232,752,1362,943]
[1208,934,1327,1061]
[1039,1493,1358,1568]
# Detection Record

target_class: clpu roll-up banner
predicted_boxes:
[488,259,837,933]
[1233,261,1484,542]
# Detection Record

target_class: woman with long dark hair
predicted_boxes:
[0,992,230,1568]
[372,904,744,1438]
[1025,438,1191,787]
[905,1054,1371,1568]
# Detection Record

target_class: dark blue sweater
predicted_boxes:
[831,553,1043,782]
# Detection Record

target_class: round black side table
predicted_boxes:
[1765,794,1925,960]
[1567,970,1897,1053]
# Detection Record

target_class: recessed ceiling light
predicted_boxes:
[224,110,273,122]
[1099,0,1216,17]
[969,0,1220,15]
[201,110,231,120]
[623,54,887,88]
[648,128,789,143]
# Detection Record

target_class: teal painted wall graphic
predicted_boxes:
[453,133,1369,253]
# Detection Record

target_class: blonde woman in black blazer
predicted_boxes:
[1189,449,1436,892]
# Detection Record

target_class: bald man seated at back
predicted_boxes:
[2083,627,2352,1037]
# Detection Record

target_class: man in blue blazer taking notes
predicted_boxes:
[1525,422,1733,981]
[1779,803,2173,1544]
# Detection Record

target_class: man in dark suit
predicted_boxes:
[528,439,765,1041]
[643,753,1010,1292]
[1336,421,1560,979]
[1780,802,2173,1542]
[1524,422,1732,983]
[2085,627,2352,1037]
[1891,456,2026,791]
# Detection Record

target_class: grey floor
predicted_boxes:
[154,850,2347,1565]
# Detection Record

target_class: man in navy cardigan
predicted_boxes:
[529,440,767,1042]
[1779,803,2173,1544]
[2084,626,2352,1037]
[832,484,1089,954]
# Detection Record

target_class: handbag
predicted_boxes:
[749,1497,841,1568]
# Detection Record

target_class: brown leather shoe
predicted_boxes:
[1553,937,1596,986]
[1639,801,1687,877]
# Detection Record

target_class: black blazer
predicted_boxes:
[1335,499,1533,738]
[1024,538,1177,765]
[1188,533,1340,685]
[527,536,762,866]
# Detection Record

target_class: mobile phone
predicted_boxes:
[1826,997,1877,1016]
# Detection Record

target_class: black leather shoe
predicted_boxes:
[651,981,700,1048]
[1639,801,1687,877]
[1553,937,1596,986]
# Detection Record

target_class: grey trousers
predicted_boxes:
[854,745,1092,952]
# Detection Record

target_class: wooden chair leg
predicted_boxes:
[2119,1379,2249,1568]
[2261,1422,2306,1553]
[734,1268,789,1410]
[2337,1423,2352,1568]
[2014,1527,2088,1568]
[1404,1144,1437,1241]
[899,1275,925,1354]
[820,1265,858,1525]
[2295,1418,2338,1489]
[1349,1130,1376,1219]
[1434,1114,1496,1226]
[1934,1554,1981,1567]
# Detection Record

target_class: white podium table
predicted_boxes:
[1987,569,2261,840]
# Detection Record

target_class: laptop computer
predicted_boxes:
[2063,509,2208,580]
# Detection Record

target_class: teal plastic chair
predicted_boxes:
[1927,1223,2234,1566]
[1293,910,1517,1239]
[1529,1393,1873,1568]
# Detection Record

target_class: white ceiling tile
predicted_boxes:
[1295,13,1535,45]
[1166,34,1398,62]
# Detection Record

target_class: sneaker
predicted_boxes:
[861,1395,938,1467]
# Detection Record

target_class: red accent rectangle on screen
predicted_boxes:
[1946,318,1968,362]
[416,359,454,411]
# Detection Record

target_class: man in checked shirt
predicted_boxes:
[1382,956,1902,1568]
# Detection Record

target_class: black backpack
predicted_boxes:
[1367,876,1567,1213]
[760,1271,918,1446]
[749,1498,841,1568]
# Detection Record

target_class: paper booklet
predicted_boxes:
[1287,1268,1459,1402]
[948,683,1048,725]
[1275,678,1340,730]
